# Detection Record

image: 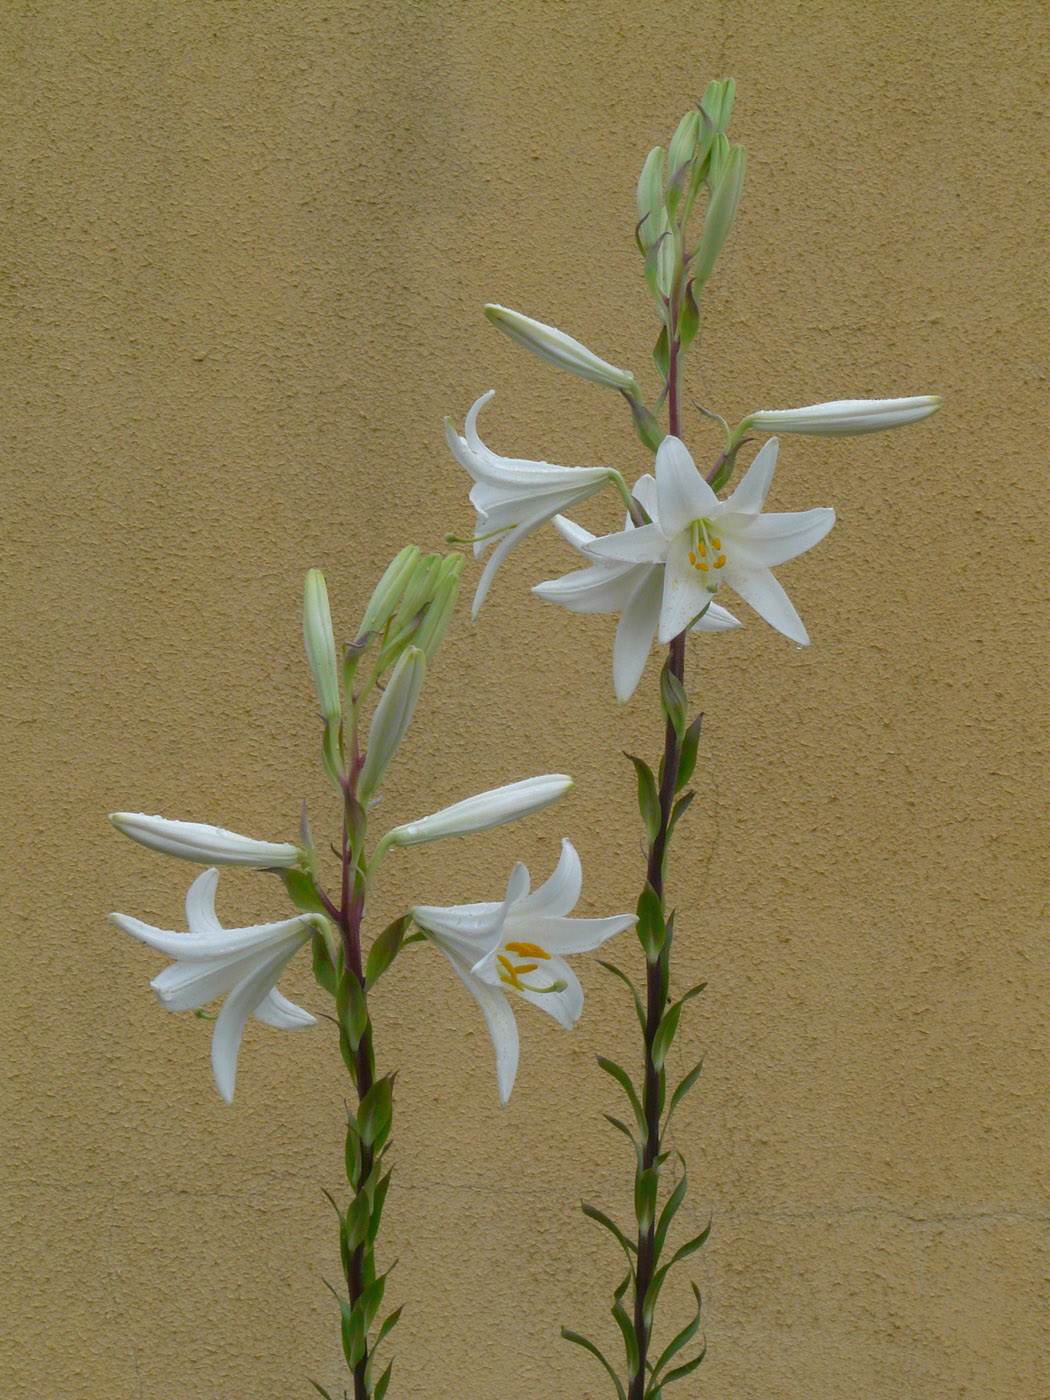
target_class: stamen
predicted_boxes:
[505,941,551,960]
[698,561,709,573]
[714,554,726,568]
[711,536,721,550]
[512,961,538,975]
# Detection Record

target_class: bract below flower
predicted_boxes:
[532,473,740,702]
[111,868,318,1103]
[412,839,635,1105]
[445,390,617,616]
[582,435,834,647]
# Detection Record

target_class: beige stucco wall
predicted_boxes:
[3,2,1049,1396]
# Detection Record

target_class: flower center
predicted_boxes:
[686,519,727,595]
[497,940,565,996]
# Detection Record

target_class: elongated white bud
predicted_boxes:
[384,775,572,848]
[745,395,941,436]
[359,646,427,799]
[303,569,341,723]
[109,813,301,867]
[484,305,640,397]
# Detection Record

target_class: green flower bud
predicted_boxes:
[359,646,426,800]
[413,554,464,661]
[303,569,341,724]
[356,545,419,642]
[667,109,700,177]
[484,304,640,397]
[694,144,746,286]
[636,146,666,252]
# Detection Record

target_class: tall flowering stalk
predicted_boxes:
[452,79,939,1398]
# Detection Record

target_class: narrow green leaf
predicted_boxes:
[358,1076,394,1149]
[649,1285,704,1388]
[666,791,694,846]
[668,1222,711,1268]
[373,1361,394,1400]
[336,972,369,1051]
[598,959,646,1035]
[355,1272,386,1333]
[653,1166,688,1263]
[675,713,704,791]
[312,931,338,996]
[625,752,660,843]
[597,1056,647,1139]
[658,1343,706,1389]
[636,883,666,962]
[374,1303,404,1352]
[678,280,700,354]
[345,1119,363,1185]
[366,915,409,989]
[652,322,670,379]
[603,1114,643,1170]
[561,1329,627,1400]
[278,868,328,915]
[367,1170,392,1245]
[344,1191,371,1250]
[667,1057,704,1120]
[611,1294,641,1380]
[659,660,688,738]
[634,1164,660,1234]
[650,1001,682,1072]
[307,1379,337,1400]
[582,1201,638,1263]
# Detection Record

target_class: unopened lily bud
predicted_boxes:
[694,144,745,285]
[359,646,427,800]
[484,305,640,398]
[702,77,736,133]
[110,812,301,867]
[356,545,420,642]
[413,555,464,661]
[383,774,572,849]
[302,569,341,724]
[392,552,442,634]
[636,146,666,251]
[745,396,942,436]
[668,109,700,176]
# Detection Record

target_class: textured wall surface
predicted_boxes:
[3,3,1049,1397]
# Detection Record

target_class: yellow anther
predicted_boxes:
[697,540,707,558]
[513,962,539,976]
[698,561,709,573]
[688,551,696,565]
[497,953,520,987]
[714,554,726,569]
[505,941,551,960]
[711,536,721,550]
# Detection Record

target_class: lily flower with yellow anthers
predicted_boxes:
[581,435,835,647]
[533,473,741,703]
[445,390,624,617]
[411,840,635,1105]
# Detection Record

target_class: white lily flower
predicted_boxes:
[110,812,301,868]
[412,840,635,1104]
[382,774,572,850]
[111,868,318,1103]
[533,473,741,702]
[582,436,834,647]
[445,390,618,616]
[745,395,940,436]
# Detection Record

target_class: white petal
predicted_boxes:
[388,774,572,847]
[210,941,306,1102]
[725,563,810,645]
[111,910,312,964]
[613,567,662,702]
[532,561,641,615]
[511,838,582,920]
[632,472,658,521]
[517,912,635,956]
[109,813,300,868]
[658,535,712,644]
[184,868,222,936]
[440,946,521,1106]
[514,957,583,1029]
[747,396,940,436]
[253,987,316,1029]
[552,513,596,552]
[411,901,506,961]
[150,943,286,1011]
[655,437,717,536]
[732,507,835,568]
[721,437,778,518]
[691,601,741,632]
[582,522,667,566]
[504,861,531,906]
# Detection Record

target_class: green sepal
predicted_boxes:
[652,323,670,381]
[634,1164,660,1234]
[366,915,409,989]
[676,714,704,792]
[358,1076,394,1150]
[678,280,700,355]
[597,1056,647,1139]
[598,959,647,1035]
[667,1057,704,1121]
[337,972,369,1052]
[561,1328,627,1400]
[312,931,338,997]
[636,882,666,962]
[648,1284,704,1392]
[625,752,660,843]
[581,1201,638,1266]
[611,1290,641,1381]
[659,661,688,739]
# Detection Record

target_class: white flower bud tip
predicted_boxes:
[746,395,941,436]
[109,812,301,867]
[484,305,639,397]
